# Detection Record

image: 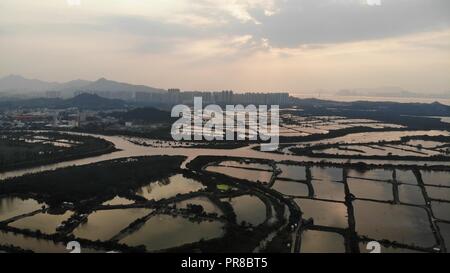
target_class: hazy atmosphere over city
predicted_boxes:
[1,0,450,93]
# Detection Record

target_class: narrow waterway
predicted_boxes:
[1,131,450,181]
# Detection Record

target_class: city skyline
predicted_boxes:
[2,74,450,106]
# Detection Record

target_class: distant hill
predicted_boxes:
[336,87,450,99]
[0,75,60,93]
[337,87,412,98]
[65,93,126,109]
[58,79,92,91]
[292,97,450,116]
[0,75,166,97]
[110,107,174,123]
[0,93,126,110]
[288,97,450,130]
[81,78,165,94]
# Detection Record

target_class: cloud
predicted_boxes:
[3,0,450,50]
[1,0,449,93]
[104,0,450,52]
[246,0,450,47]
[185,0,279,24]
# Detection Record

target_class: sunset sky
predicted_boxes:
[1,0,449,93]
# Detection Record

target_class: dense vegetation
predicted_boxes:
[288,99,450,131]
[0,131,116,172]
[0,94,126,110]
[109,107,175,123]
[0,156,185,205]
[292,98,450,116]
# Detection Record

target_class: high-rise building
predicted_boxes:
[168,88,181,104]
[46,91,61,99]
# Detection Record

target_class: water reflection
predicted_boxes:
[310,167,342,182]
[348,169,393,181]
[398,185,425,205]
[1,132,450,253]
[309,130,449,145]
[73,208,151,241]
[395,170,418,185]
[271,180,309,197]
[300,230,345,253]
[425,186,450,201]
[206,166,272,184]
[431,201,450,221]
[0,230,68,253]
[219,161,272,171]
[348,178,393,201]
[102,196,135,206]
[9,211,72,234]
[119,214,224,252]
[294,199,348,229]
[2,132,449,181]
[0,230,106,253]
[359,242,424,253]
[0,197,43,222]
[353,200,435,247]
[177,197,223,216]
[421,171,450,187]
[437,222,450,250]
[136,174,205,201]
[276,164,306,180]
[225,195,267,226]
[312,180,346,202]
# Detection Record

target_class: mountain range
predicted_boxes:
[3,75,449,100]
[0,75,166,97]
[0,93,126,110]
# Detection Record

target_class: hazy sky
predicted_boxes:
[1,0,450,93]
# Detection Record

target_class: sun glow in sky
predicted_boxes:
[1,0,449,93]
